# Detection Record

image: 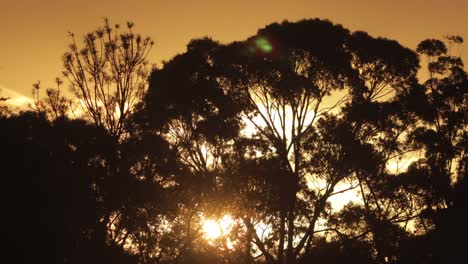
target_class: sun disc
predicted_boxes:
[203,219,222,239]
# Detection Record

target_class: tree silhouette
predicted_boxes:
[140,18,439,264]
[399,36,467,264]
[4,17,467,264]
[31,78,73,119]
[217,20,356,264]
[0,97,8,116]
[62,18,153,139]
[138,37,246,262]
[0,112,138,263]
[334,31,422,263]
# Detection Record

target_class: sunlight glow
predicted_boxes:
[202,215,235,241]
[0,85,33,108]
[203,219,222,240]
[386,154,420,174]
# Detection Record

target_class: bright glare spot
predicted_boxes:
[202,215,235,241]
[203,219,222,240]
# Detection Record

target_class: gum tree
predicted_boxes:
[63,18,154,139]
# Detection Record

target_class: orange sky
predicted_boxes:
[2,0,467,99]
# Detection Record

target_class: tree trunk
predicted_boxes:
[286,208,296,264]
[278,210,286,264]
[245,218,253,264]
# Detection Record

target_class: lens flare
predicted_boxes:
[255,37,273,53]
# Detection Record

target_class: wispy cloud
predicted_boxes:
[0,84,33,109]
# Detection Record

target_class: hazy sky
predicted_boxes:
[2,0,467,99]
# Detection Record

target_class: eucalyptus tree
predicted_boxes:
[411,36,467,209]
[329,34,466,264]
[215,20,359,264]
[57,20,174,263]
[31,78,72,119]
[142,19,361,264]
[140,18,451,264]
[27,20,181,263]
[214,19,424,264]
[139,37,246,262]
[62,18,154,139]
[330,31,422,264]
[0,112,140,263]
[396,36,468,263]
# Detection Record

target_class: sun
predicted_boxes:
[203,219,222,240]
[202,215,235,241]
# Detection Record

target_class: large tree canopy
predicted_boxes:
[3,18,466,264]
[139,18,457,264]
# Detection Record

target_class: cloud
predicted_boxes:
[0,84,33,109]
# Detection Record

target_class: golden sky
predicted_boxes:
[2,0,467,100]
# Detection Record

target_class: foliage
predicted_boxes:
[5,18,467,264]
[32,19,154,139]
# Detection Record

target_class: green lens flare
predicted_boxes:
[256,37,273,53]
